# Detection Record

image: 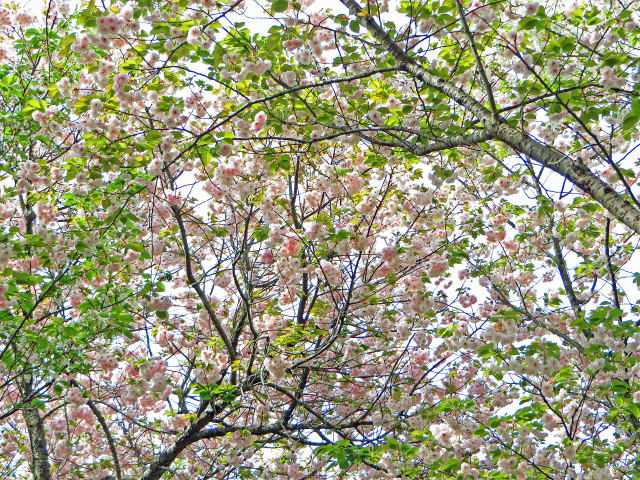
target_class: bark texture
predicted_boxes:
[22,403,52,480]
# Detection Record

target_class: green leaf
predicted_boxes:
[12,271,41,286]
[26,98,47,111]
[488,417,502,428]
[554,366,572,382]
[628,403,640,418]
[610,378,630,394]
[559,37,575,52]
[607,308,623,320]
[519,17,539,30]
[272,0,288,12]
[253,226,269,242]
[622,112,640,130]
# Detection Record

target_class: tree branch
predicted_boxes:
[453,0,497,114]
[171,205,235,360]
[339,0,640,234]
[70,380,122,480]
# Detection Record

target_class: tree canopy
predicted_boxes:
[1,0,640,478]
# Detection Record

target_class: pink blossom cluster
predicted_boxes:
[203,180,226,200]
[429,422,456,446]
[465,0,497,31]
[237,59,272,79]
[523,2,539,15]
[344,172,364,194]
[368,110,384,124]
[68,404,93,422]
[17,160,41,183]
[214,158,244,185]
[253,110,267,131]
[193,365,221,384]
[264,355,292,380]
[309,30,336,55]
[280,237,301,257]
[294,49,312,64]
[318,259,342,285]
[113,72,129,92]
[144,296,172,311]
[70,34,91,54]
[14,11,36,26]
[0,284,9,310]
[185,92,212,117]
[53,440,72,459]
[187,26,201,45]
[600,67,625,89]
[97,15,123,35]
[283,38,303,50]
[0,7,12,27]
[97,353,118,371]
[217,143,233,156]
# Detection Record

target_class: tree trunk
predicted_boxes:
[22,402,52,480]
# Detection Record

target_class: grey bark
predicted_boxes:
[22,402,52,480]
[139,411,218,480]
[19,190,52,480]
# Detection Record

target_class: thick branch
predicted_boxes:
[411,129,493,155]
[490,121,640,234]
[339,0,640,235]
[605,218,622,311]
[139,410,219,480]
[21,379,52,480]
[194,419,374,441]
